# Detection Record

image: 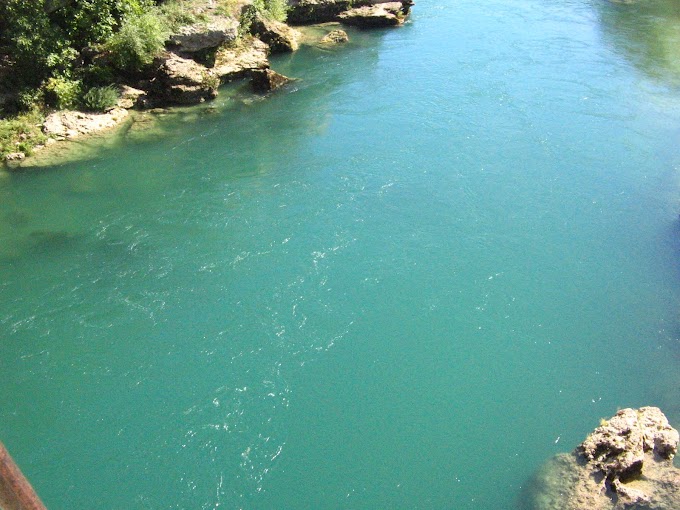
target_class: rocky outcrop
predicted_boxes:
[42,108,129,139]
[148,53,219,105]
[287,0,411,25]
[338,2,405,27]
[251,69,291,92]
[250,14,301,53]
[168,18,238,54]
[213,38,269,83]
[321,29,349,44]
[116,86,146,109]
[524,407,680,510]
[287,0,353,24]
[4,152,25,162]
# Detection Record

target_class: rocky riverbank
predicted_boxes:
[1,0,413,168]
[524,407,680,510]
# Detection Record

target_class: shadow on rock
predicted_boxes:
[519,407,680,510]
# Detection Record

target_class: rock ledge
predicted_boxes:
[525,407,680,510]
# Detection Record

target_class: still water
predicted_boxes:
[2,0,680,508]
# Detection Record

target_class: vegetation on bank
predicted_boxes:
[0,0,288,160]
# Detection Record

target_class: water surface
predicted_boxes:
[2,0,680,508]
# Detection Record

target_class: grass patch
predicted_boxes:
[0,109,47,159]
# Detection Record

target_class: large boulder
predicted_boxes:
[523,407,680,510]
[338,2,406,27]
[149,53,219,106]
[251,69,291,93]
[321,29,349,44]
[168,18,239,54]
[213,38,269,83]
[116,86,147,109]
[249,13,301,53]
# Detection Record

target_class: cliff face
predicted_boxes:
[524,407,680,510]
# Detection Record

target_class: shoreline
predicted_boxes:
[1,0,412,171]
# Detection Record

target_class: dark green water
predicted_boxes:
[2,0,680,508]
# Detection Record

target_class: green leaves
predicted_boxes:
[106,9,170,73]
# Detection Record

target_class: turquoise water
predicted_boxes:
[2,0,680,508]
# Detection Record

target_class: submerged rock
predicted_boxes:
[338,2,406,27]
[321,29,349,44]
[524,407,680,510]
[250,69,291,92]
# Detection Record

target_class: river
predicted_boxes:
[1,0,680,508]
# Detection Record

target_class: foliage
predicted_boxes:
[44,76,83,110]
[256,0,289,22]
[15,89,45,113]
[240,0,288,34]
[0,1,151,89]
[106,9,170,73]
[82,86,120,112]
[0,109,47,158]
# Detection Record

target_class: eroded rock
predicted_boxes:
[168,18,239,54]
[287,0,353,24]
[338,2,405,27]
[321,29,349,44]
[251,68,291,92]
[149,53,218,106]
[5,152,25,162]
[524,407,680,510]
[213,38,269,83]
[249,13,301,53]
[117,86,147,109]
[42,108,129,138]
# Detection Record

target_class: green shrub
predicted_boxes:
[257,0,289,22]
[0,0,152,88]
[44,76,82,109]
[16,88,45,113]
[107,9,169,73]
[80,64,117,88]
[82,86,120,112]
[240,0,288,35]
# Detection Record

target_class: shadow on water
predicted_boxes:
[594,0,680,87]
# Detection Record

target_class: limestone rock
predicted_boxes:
[117,86,146,109]
[5,152,25,162]
[168,18,238,54]
[42,109,129,138]
[524,407,680,510]
[250,14,301,53]
[251,69,291,92]
[338,2,406,27]
[213,39,269,83]
[321,29,349,44]
[149,53,218,106]
[287,0,352,24]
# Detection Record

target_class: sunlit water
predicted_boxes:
[2,0,680,508]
